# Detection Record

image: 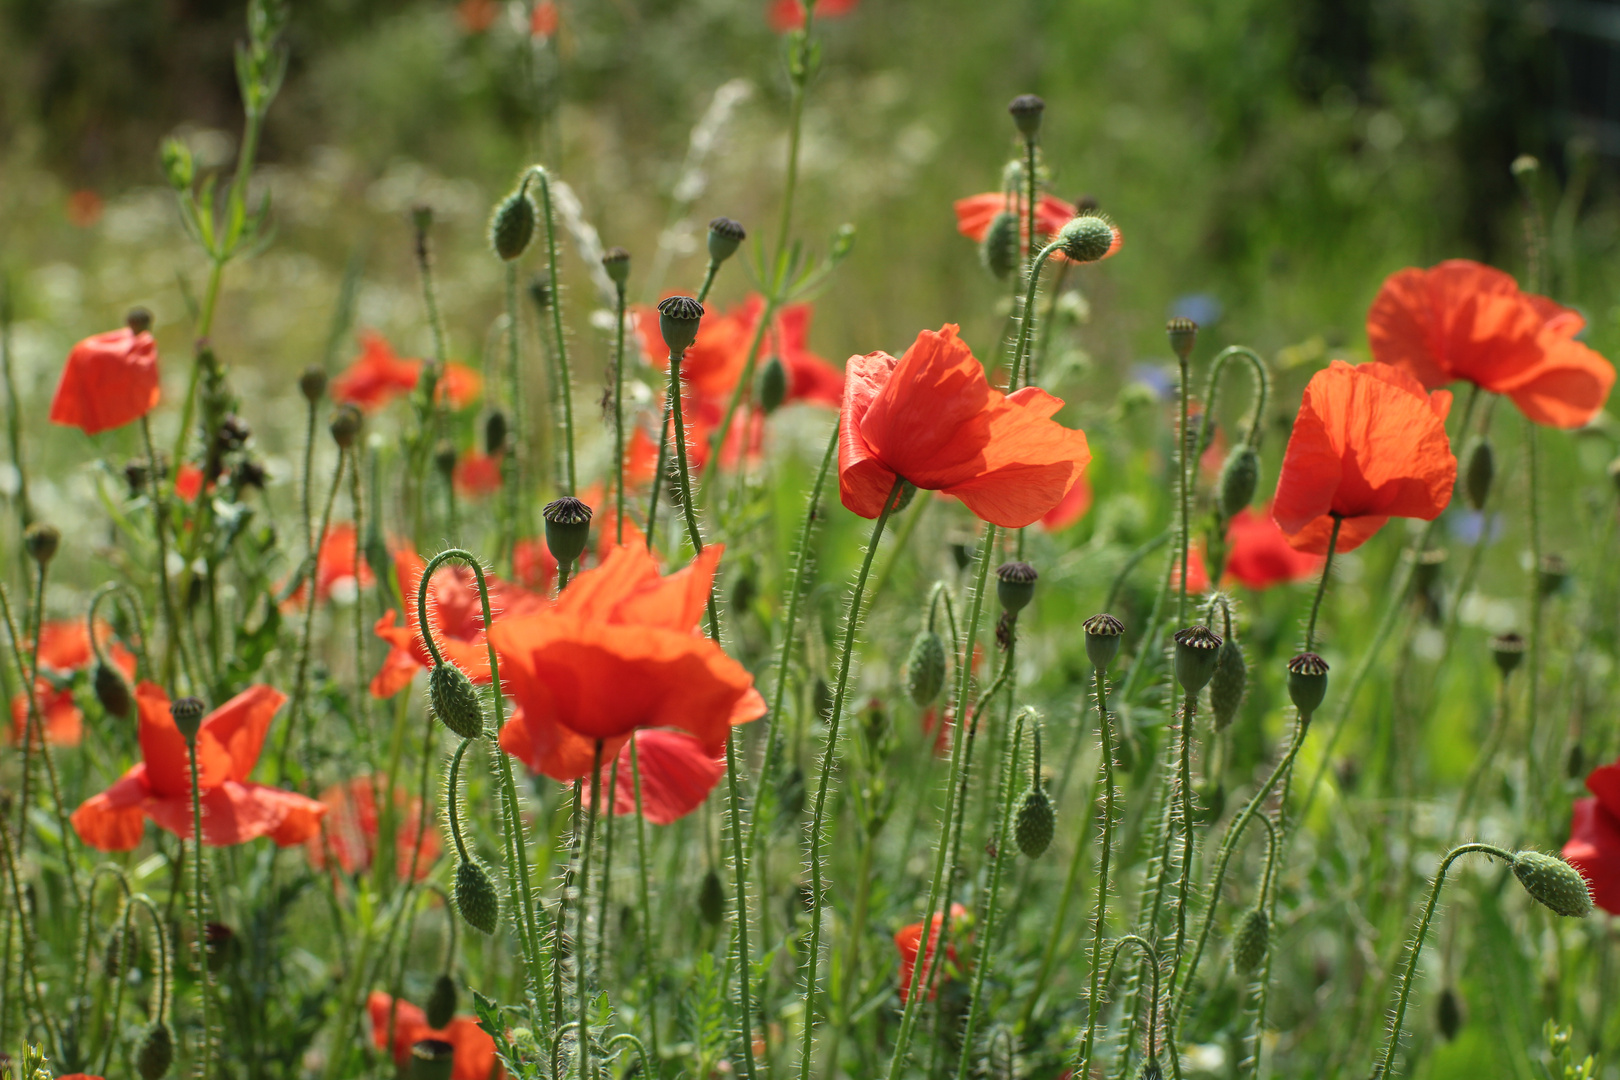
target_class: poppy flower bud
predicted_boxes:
[127,307,154,335]
[434,440,458,479]
[756,356,788,415]
[484,410,508,456]
[1536,554,1569,598]
[995,561,1038,616]
[170,696,206,742]
[707,217,746,265]
[1083,613,1125,669]
[1138,1060,1164,1080]
[528,275,552,313]
[1437,986,1465,1042]
[23,523,59,566]
[1231,906,1269,975]
[1489,632,1524,676]
[330,404,362,450]
[1057,215,1116,264]
[657,296,705,355]
[298,365,327,404]
[410,1039,456,1080]
[981,211,1021,280]
[425,972,457,1029]
[489,188,537,262]
[1008,93,1046,138]
[160,138,194,192]
[430,662,485,740]
[1217,445,1259,518]
[543,496,593,569]
[1166,317,1198,362]
[699,868,726,926]
[137,1020,174,1080]
[1568,741,1587,780]
[1462,436,1494,511]
[95,662,133,718]
[1412,548,1447,594]
[904,629,948,706]
[455,859,500,934]
[602,246,631,286]
[1173,625,1222,694]
[1075,195,1101,214]
[1511,850,1593,918]
[1210,636,1246,731]
[1286,652,1329,715]
[1015,785,1055,858]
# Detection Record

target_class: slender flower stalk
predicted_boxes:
[525,167,578,495]
[184,716,214,1078]
[140,415,195,689]
[578,739,604,1080]
[0,282,30,535]
[1007,241,1061,392]
[611,277,628,544]
[1523,418,1546,810]
[504,263,528,562]
[1068,665,1117,1068]
[1303,516,1342,653]
[629,738,660,1066]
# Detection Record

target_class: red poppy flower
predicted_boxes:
[454,451,504,498]
[491,544,767,782]
[306,776,441,881]
[173,464,206,503]
[9,620,137,746]
[71,683,326,851]
[531,0,559,38]
[1367,259,1614,429]
[370,549,547,698]
[772,303,845,407]
[49,327,161,436]
[333,333,421,411]
[1040,472,1092,532]
[1171,545,1210,595]
[436,362,484,410]
[1271,360,1457,555]
[954,193,1077,246]
[512,538,558,594]
[368,991,500,1080]
[590,729,724,825]
[66,190,104,228]
[1223,506,1324,590]
[58,1074,105,1080]
[455,0,498,34]
[1565,760,1620,915]
[896,902,969,1004]
[769,0,858,32]
[839,325,1091,528]
[281,522,375,609]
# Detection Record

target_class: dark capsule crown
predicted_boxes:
[657,295,705,354]
[543,496,594,567]
[1286,651,1330,714]
[127,307,154,335]
[299,364,328,403]
[170,696,207,739]
[1173,624,1223,693]
[1489,632,1525,675]
[1166,316,1198,361]
[602,246,631,286]
[1083,613,1125,669]
[995,561,1039,615]
[1007,93,1046,137]
[23,523,59,565]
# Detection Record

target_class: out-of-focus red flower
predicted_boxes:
[492,544,766,781]
[306,776,440,881]
[512,538,558,594]
[1223,506,1324,590]
[840,324,1091,528]
[58,1074,105,1080]
[953,193,1123,264]
[50,327,161,436]
[590,728,724,824]
[633,298,761,400]
[368,991,500,1080]
[896,902,969,1004]
[435,362,483,410]
[174,464,206,503]
[284,523,376,608]
[9,620,138,746]
[72,683,326,851]
[1040,473,1092,532]
[769,0,858,32]
[66,190,104,228]
[333,333,422,411]
[456,0,499,34]
[1564,759,1620,915]
[1271,361,1456,555]
[454,451,504,497]
[1368,259,1614,429]
[531,1,559,38]
[1171,545,1210,595]
[771,303,844,407]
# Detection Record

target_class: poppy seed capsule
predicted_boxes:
[1008,93,1045,138]
[1286,652,1329,714]
[425,972,457,1029]
[1014,786,1055,858]
[1057,215,1115,264]
[601,246,631,286]
[543,496,593,568]
[1231,906,1269,974]
[430,663,484,739]
[1083,613,1125,669]
[1462,436,1494,511]
[1166,317,1198,362]
[981,211,1021,280]
[756,356,788,415]
[330,404,362,449]
[904,629,947,706]
[1218,445,1259,518]
[1489,632,1525,676]
[137,1020,174,1080]
[698,868,725,926]
[170,696,206,741]
[410,1039,456,1080]
[1537,554,1569,598]
[996,561,1038,616]
[1437,986,1465,1042]
[94,662,133,718]
[23,523,59,566]
[707,217,746,264]
[298,364,328,404]
[657,295,705,355]
[1209,637,1247,731]
[489,188,536,262]
[1512,850,1592,917]
[484,410,508,456]
[455,859,500,934]
[1173,625,1223,694]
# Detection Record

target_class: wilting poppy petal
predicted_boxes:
[1040,472,1092,532]
[49,328,161,435]
[11,683,84,746]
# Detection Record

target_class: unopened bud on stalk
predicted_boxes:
[95,662,133,718]
[127,307,154,335]
[1056,215,1116,264]
[1015,784,1055,858]
[1173,625,1222,694]
[1083,613,1124,669]
[1437,986,1465,1042]
[1536,554,1569,598]
[1489,632,1525,676]
[23,523,59,566]
[1166,317,1198,362]
[981,211,1020,280]
[299,365,328,403]
[137,1020,175,1079]
[1567,740,1587,780]
[425,973,457,1029]
[996,561,1038,616]
[904,629,947,706]
[1218,446,1259,518]
[430,663,485,739]
[601,246,631,286]
[657,296,705,355]
[1286,652,1329,714]
[527,275,552,312]
[160,139,194,192]
[489,186,537,261]
[543,496,593,569]
[1462,436,1494,510]
[454,859,500,934]
[1137,1059,1164,1080]
[433,440,458,479]
[330,404,362,450]
[103,923,137,978]
[170,696,206,741]
[707,217,746,265]
[699,868,726,926]
[1512,850,1593,917]
[1210,635,1247,730]
[409,1039,456,1080]
[484,410,508,456]
[756,356,788,415]
[1008,93,1045,138]
[1413,548,1447,594]
[1231,906,1269,974]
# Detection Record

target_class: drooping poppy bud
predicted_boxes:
[455,859,500,934]
[330,404,362,450]
[904,629,947,707]
[23,523,59,567]
[484,410,508,456]
[699,868,725,926]
[980,211,1020,280]
[137,1020,174,1080]
[1015,783,1055,858]
[756,356,788,415]
[1166,317,1198,362]
[299,365,328,404]
[433,440,458,481]
[1489,632,1525,676]
[1083,613,1124,669]
[1210,635,1246,731]
[409,1038,456,1080]
[602,246,631,287]
[103,923,137,978]
[170,696,206,742]
[995,561,1038,616]
[94,662,133,718]
[1218,445,1259,519]
[1231,906,1269,974]
[1138,1060,1164,1080]
[489,187,537,262]
[425,972,457,1029]
[1437,986,1465,1042]
[657,296,705,355]
[1286,652,1329,714]
[707,217,746,265]
[1057,215,1116,264]
[1462,436,1494,511]
[1007,93,1045,138]
[1172,625,1222,694]
[1567,741,1587,780]
[543,496,593,570]
[430,663,485,740]
[1512,850,1593,918]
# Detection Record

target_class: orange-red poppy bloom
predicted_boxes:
[512,538,558,594]
[1564,758,1620,915]
[368,991,500,1080]
[1367,259,1614,429]
[284,523,376,609]
[531,1,559,38]
[454,451,504,497]
[953,194,1123,264]
[9,620,138,746]
[1272,360,1457,555]
[772,303,845,407]
[306,776,440,881]
[1039,473,1093,532]
[839,324,1091,528]
[770,0,857,32]
[590,728,724,825]
[49,327,161,436]
[1223,505,1324,590]
[896,902,969,1004]
[71,683,326,851]
[1171,545,1210,595]
[455,0,499,34]
[633,295,843,408]
[491,544,766,782]
[174,464,206,503]
[66,190,104,228]
[333,333,483,412]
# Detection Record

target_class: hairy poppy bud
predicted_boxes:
[1137,1060,1164,1080]
[1014,785,1055,858]
[1084,613,1125,669]
[1218,445,1259,518]
[996,561,1038,616]
[425,972,457,1029]
[543,496,593,569]
[707,217,746,265]
[601,246,631,287]
[330,404,362,450]
[170,696,206,741]
[1210,636,1246,731]
[137,1020,174,1079]
[484,410,508,456]
[1462,436,1494,511]
[455,859,500,934]
[1173,625,1222,694]
[1008,93,1045,138]
[430,663,485,740]
[95,662,133,718]
[410,1038,456,1080]
[657,295,704,355]
[160,138,194,192]
[299,365,328,404]
[1286,652,1329,715]
[1166,317,1198,362]
[1512,850,1592,917]
[23,523,59,566]
[1537,554,1569,598]
[489,188,536,262]
[756,356,788,415]
[1489,632,1524,676]
[1437,986,1465,1042]
[981,211,1020,280]
[1057,215,1116,264]
[904,629,947,706]
[699,868,726,926]
[1231,907,1269,975]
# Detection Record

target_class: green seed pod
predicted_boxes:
[1286,652,1329,715]
[455,859,500,934]
[23,523,59,566]
[995,561,1038,616]
[1083,613,1124,669]
[1568,741,1587,781]
[543,496,593,569]
[137,1020,175,1080]
[94,662,133,718]
[1512,850,1593,918]
[980,211,1020,280]
[1489,632,1525,677]
[1209,636,1247,731]
[298,364,328,404]
[489,188,537,262]
[1437,986,1465,1042]
[103,924,138,978]
[707,217,746,265]
[601,246,631,287]
[904,630,947,707]
[1537,554,1569,599]
[330,403,362,449]
[1173,625,1222,694]
[409,1038,456,1080]
[1057,215,1116,264]
[657,295,705,355]
[756,356,789,415]
[170,696,206,742]
[1166,317,1197,362]
[425,972,457,1029]
[1463,436,1494,511]
[699,868,726,926]
[1217,445,1259,518]
[1007,93,1045,138]
[430,663,485,740]
[484,410,508,456]
[1231,907,1269,975]
[1014,786,1055,858]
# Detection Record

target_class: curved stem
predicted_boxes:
[1169,690,1198,998]
[1194,347,1270,456]
[1097,935,1164,1068]
[1008,243,1061,392]
[88,582,153,683]
[1303,516,1342,653]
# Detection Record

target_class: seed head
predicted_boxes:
[430,663,485,740]
[411,1038,455,1078]
[543,496,593,568]
[707,217,746,264]
[1007,93,1046,138]
[904,629,947,706]
[1083,613,1125,669]
[1512,850,1592,918]
[981,211,1020,280]
[170,696,206,741]
[425,972,457,1029]
[657,295,705,355]
[330,404,362,449]
[127,307,154,335]
[1057,214,1116,264]
[601,246,631,286]
[1536,554,1569,598]
[1489,632,1525,676]
[1210,636,1247,730]
[298,365,328,404]
[1173,625,1223,694]
[489,187,537,261]
[1286,652,1329,715]
[23,523,59,567]
[455,859,500,934]
[1166,317,1198,362]
[995,561,1038,616]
